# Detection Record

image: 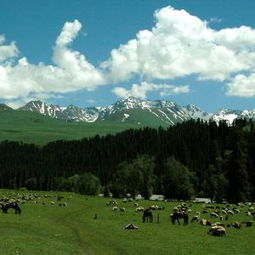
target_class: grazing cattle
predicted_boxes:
[211,222,225,227]
[208,226,226,236]
[150,205,165,210]
[1,202,21,214]
[248,206,254,211]
[233,208,241,214]
[245,221,254,227]
[135,206,144,212]
[232,221,242,229]
[191,215,200,223]
[106,200,118,206]
[57,195,63,201]
[143,209,153,223]
[210,212,219,218]
[112,206,118,211]
[150,205,158,210]
[227,210,234,215]
[170,211,189,225]
[200,219,211,226]
[246,211,251,216]
[119,207,126,212]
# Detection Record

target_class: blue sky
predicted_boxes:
[0,0,255,112]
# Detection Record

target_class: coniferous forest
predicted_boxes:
[0,119,255,203]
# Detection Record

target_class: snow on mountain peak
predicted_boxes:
[211,108,241,125]
[16,97,255,126]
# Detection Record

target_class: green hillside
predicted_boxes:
[102,108,174,128]
[0,110,140,145]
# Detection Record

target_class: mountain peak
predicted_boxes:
[185,104,202,112]
[14,98,255,126]
[113,97,143,110]
[0,104,13,111]
[211,108,242,125]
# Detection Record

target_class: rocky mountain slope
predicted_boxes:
[5,97,255,126]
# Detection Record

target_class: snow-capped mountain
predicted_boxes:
[19,101,100,123]
[19,101,62,118]
[240,109,255,119]
[210,108,255,125]
[183,104,212,121]
[97,97,197,125]
[15,97,255,126]
[17,97,210,126]
[210,109,241,125]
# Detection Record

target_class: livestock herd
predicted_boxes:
[106,198,255,236]
[0,191,70,215]
[1,191,254,238]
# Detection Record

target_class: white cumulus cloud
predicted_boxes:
[2,6,255,103]
[0,20,105,103]
[0,35,18,62]
[227,73,255,97]
[103,6,255,85]
[112,81,189,99]
[55,19,82,47]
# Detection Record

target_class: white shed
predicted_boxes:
[193,197,212,204]
[149,194,165,201]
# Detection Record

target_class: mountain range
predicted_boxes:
[0,97,250,127]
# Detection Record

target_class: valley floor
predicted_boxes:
[0,190,255,255]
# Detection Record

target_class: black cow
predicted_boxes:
[143,208,153,223]
[170,211,189,225]
[1,202,21,214]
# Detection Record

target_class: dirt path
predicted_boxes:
[53,207,129,255]
[53,208,95,255]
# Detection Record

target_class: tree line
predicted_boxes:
[0,118,254,203]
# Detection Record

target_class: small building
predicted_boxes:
[193,197,212,204]
[149,194,165,201]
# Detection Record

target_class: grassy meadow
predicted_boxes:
[0,110,139,145]
[0,190,255,255]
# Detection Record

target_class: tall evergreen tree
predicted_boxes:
[161,156,194,200]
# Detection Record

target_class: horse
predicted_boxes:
[143,208,153,223]
[170,211,189,225]
[1,202,21,214]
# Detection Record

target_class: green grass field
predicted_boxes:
[0,190,255,255]
[0,110,139,145]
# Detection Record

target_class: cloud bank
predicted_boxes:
[1,6,255,105]
[0,20,105,104]
[103,6,255,97]
[112,82,189,99]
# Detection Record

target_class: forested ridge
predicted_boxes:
[0,119,255,203]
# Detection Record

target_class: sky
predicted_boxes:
[1,0,255,112]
